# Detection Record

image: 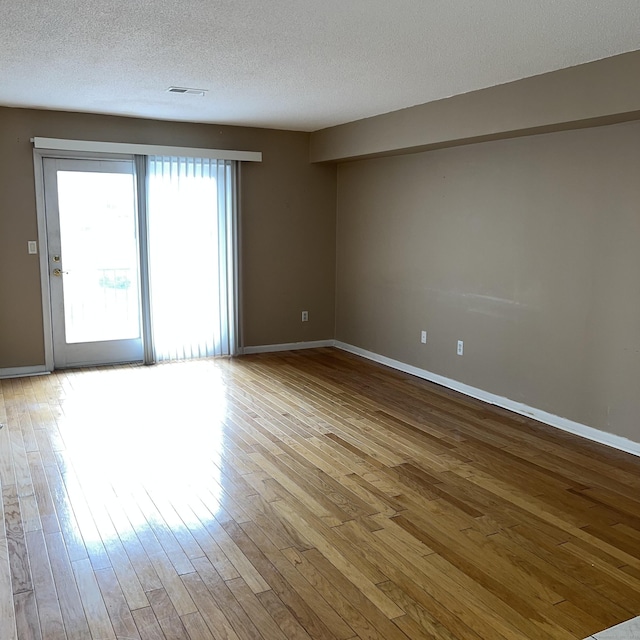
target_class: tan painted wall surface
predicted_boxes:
[336,120,640,442]
[311,50,640,162]
[0,107,336,367]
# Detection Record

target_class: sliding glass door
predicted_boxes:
[43,155,237,369]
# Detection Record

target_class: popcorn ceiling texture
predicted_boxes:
[1,0,640,131]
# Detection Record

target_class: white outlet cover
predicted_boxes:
[28,240,38,254]
[421,331,427,344]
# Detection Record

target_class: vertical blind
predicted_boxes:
[147,156,236,361]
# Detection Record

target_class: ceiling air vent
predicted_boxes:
[166,86,207,96]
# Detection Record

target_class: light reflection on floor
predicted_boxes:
[52,361,226,544]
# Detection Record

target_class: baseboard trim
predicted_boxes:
[0,365,49,380]
[241,340,335,355]
[334,341,640,458]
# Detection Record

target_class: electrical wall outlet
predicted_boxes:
[28,240,38,254]
[301,310,309,322]
[420,330,427,344]
[457,340,464,356]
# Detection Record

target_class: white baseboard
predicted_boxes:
[0,365,49,380]
[240,340,335,355]
[334,341,640,458]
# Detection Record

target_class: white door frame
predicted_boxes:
[33,149,137,372]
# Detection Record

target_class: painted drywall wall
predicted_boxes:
[311,49,640,162]
[336,120,640,443]
[0,107,336,367]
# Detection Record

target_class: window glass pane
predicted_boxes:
[57,170,140,343]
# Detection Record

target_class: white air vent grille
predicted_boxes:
[167,86,207,96]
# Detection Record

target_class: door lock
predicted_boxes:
[52,268,67,277]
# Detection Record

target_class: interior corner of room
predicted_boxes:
[1,49,640,455]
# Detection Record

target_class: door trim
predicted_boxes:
[33,149,54,372]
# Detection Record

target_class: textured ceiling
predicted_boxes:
[2,1,640,132]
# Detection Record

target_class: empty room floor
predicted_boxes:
[0,348,639,640]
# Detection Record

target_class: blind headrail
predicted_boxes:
[31,137,262,162]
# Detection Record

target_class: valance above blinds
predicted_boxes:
[31,137,262,162]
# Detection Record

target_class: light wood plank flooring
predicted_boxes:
[1,347,639,640]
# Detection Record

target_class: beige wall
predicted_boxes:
[336,120,640,443]
[311,50,640,162]
[2,96,638,446]
[0,107,336,367]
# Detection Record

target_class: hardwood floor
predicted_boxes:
[1,347,639,640]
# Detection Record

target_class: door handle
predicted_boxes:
[52,268,67,277]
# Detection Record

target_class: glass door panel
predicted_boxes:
[44,158,143,368]
[57,170,140,343]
